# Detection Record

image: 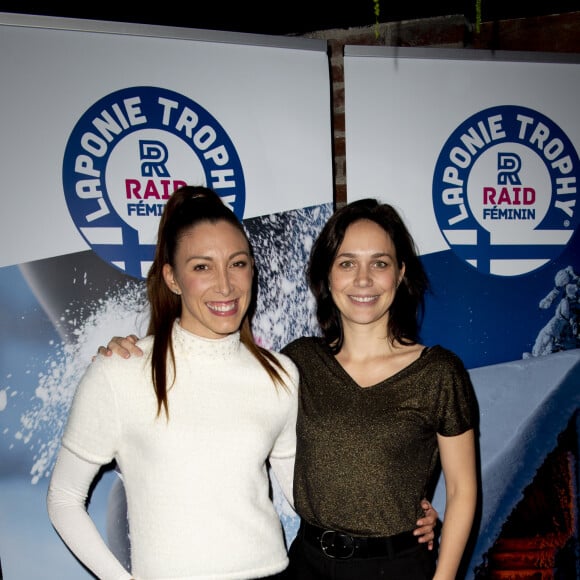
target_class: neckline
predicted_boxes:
[173,321,241,359]
[325,342,433,390]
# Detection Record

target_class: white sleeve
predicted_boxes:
[47,447,133,580]
[269,455,295,510]
[268,356,298,509]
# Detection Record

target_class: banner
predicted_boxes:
[344,46,580,369]
[344,46,580,577]
[0,13,333,578]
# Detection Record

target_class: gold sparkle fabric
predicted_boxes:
[282,337,479,537]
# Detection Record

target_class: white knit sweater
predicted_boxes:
[47,322,299,579]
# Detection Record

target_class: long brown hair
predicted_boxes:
[147,185,289,418]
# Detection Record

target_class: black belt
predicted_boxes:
[301,521,419,560]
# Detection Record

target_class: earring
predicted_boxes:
[174,289,181,295]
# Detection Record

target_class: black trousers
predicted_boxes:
[259,570,290,580]
[285,533,436,580]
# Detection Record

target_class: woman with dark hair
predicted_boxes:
[282,198,478,579]
[47,186,300,579]
[94,194,444,578]
[305,199,429,353]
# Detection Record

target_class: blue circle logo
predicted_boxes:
[433,105,579,276]
[63,86,245,279]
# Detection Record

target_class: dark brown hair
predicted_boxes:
[308,198,429,353]
[147,185,289,417]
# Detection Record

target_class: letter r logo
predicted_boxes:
[140,140,169,177]
[497,152,522,185]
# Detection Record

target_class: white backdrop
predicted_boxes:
[0,13,333,578]
[344,45,580,369]
[344,46,580,577]
[0,12,332,268]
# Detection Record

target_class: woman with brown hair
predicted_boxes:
[91,192,442,579]
[283,198,478,579]
[47,186,300,579]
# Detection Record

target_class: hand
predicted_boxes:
[97,335,143,359]
[414,499,439,551]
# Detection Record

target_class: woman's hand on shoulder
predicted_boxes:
[96,335,143,359]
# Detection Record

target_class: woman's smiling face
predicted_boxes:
[163,219,254,339]
[329,218,404,329]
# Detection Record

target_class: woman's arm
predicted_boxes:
[47,447,132,580]
[433,429,477,580]
[269,455,296,510]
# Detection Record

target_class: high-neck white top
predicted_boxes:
[47,322,299,579]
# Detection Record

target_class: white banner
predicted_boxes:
[344,46,580,578]
[0,13,332,268]
[0,13,333,579]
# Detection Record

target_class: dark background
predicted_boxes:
[0,1,579,36]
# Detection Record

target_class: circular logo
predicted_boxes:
[63,87,245,279]
[433,105,579,276]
